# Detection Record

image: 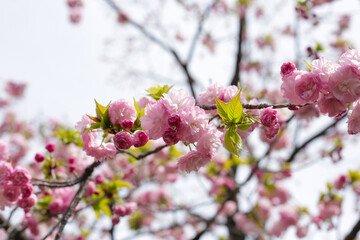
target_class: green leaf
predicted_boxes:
[304,60,312,71]
[87,115,100,123]
[101,103,111,129]
[215,96,229,121]
[99,198,111,217]
[224,127,242,156]
[95,99,106,120]
[227,91,243,123]
[146,85,173,100]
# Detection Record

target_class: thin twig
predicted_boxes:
[230,15,246,86]
[119,145,168,160]
[344,218,360,240]
[198,102,311,110]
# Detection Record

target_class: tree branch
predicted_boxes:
[118,144,168,160]
[187,0,218,64]
[198,102,311,110]
[32,160,101,188]
[0,214,30,240]
[230,15,246,86]
[103,0,198,97]
[345,218,360,240]
[286,114,346,163]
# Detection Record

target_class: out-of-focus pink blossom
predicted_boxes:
[45,143,56,153]
[12,167,31,186]
[279,205,299,227]
[296,225,309,238]
[334,174,348,190]
[233,213,260,235]
[0,139,10,161]
[0,162,13,184]
[177,151,211,173]
[5,81,27,98]
[269,219,286,237]
[257,197,272,220]
[3,184,21,202]
[318,199,341,220]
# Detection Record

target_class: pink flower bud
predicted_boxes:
[45,143,55,153]
[21,183,33,198]
[168,114,182,129]
[17,194,37,209]
[114,205,127,216]
[260,108,278,127]
[84,181,96,197]
[125,202,137,215]
[162,128,179,146]
[113,131,133,150]
[133,131,149,148]
[112,216,120,225]
[117,13,128,24]
[3,184,21,202]
[0,162,13,184]
[296,225,309,238]
[95,174,104,184]
[69,157,75,164]
[12,167,31,186]
[34,153,45,163]
[121,119,134,130]
[69,164,77,172]
[49,199,64,215]
[281,62,296,77]
[334,174,348,190]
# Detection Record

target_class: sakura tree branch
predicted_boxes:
[41,163,96,240]
[0,214,30,240]
[230,14,246,86]
[344,218,360,240]
[198,102,311,110]
[118,144,168,160]
[187,0,218,64]
[103,0,198,98]
[286,114,346,163]
[31,160,101,188]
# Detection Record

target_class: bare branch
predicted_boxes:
[230,15,246,86]
[103,0,198,97]
[198,102,311,110]
[344,218,360,240]
[286,114,346,163]
[187,0,218,64]
[119,144,168,160]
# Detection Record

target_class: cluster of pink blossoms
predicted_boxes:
[281,49,360,135]
[111,202,137,225]
[0,162,36,211]
[141,89,222,172]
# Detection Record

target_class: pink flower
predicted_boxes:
[311,57,339,90]
[49,198,65,215]
[24,213,39,236]
[279,205,299,227]
[140,100,169,139]
[294,104,320,120]
[21,184,33,198]
[318,200,341,220]
[177,151,211,172]
[82,131,117,161]
[257,197,272,220]
[162,128,179,146]
[296,225,309,238]
[233,213,260,234]
[220,85,240,102]
[113,131,134,150]
[264,123,280,140]
[17,194,37,209]
[339,49,360,71]
[260,108,278,127]
[334,174,348,190]
[347,100,360,135]
[108,99,137,126]
[125,202,137,215]
[162,89,196,112]
[0,162,13,184]
[196,125,222,158]
[329,65,360,103]
[2,184,21,202]
[84,181,96,197]
[280,62,296,77]
[0,139,10,161]
[75,115,93,132]
[121,119,133,130]
[133,131,149,148]
[12,167,31,186]
[317,92,347,117]
[269,219,286,237]
[5,81,27,98]
[281,70,308,104]
[178,106,208,144]
[45,143,56,153]
[294,72,321,103]
[34,153,45,163]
